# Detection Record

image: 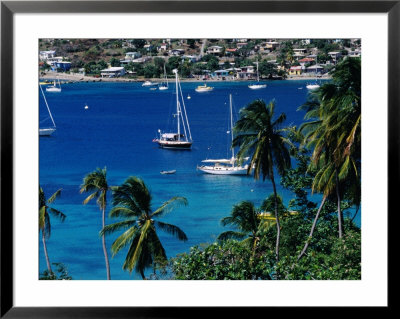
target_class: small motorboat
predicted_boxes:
[160,170,176,175]
[195,84,213,93]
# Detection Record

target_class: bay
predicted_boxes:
[39,80,358,280]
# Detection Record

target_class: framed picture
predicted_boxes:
[1,0,395,317]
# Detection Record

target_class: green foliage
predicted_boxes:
[258,60,277,77]
[167,56,181,71]
[40,263,72,280]
[110,57,121,67]
[276,230,361,280]
[143,64,159,78]
[172,240,274,280]
[102,176,188,279]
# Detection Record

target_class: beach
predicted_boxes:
[40,71,331,84]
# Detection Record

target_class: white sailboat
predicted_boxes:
[153,69,193,150]
[306,83,320,90]
[306,57,321,90]
[45,78,62,92]
[306,72,320,90]
[197,94,249,175]
[248,61,267,90]
[158,64,169,90]
[39,85,56,136]
[142,80,157,87]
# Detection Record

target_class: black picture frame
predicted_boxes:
[1,0,395,317]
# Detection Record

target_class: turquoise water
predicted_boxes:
[39,80,359,280]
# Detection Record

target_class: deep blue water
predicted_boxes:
[39,80,359,280]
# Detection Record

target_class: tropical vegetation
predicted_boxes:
[39,186,66,275]
[101,176,188,279]
[80,167,112,280]
[38,57,361,280]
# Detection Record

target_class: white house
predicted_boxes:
[39,50,56,61]
[328,51,342,61]
[100,66,125,78]
[206,45,223,55]
[306,64,324,74]
[125,52,141,60]
[158,43,169,51]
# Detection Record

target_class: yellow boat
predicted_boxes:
[39,80,52,85]
[195,83,214,93]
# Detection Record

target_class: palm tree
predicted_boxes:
[39,186,66,274]
[80,167,111,280]
[300,57,361,239]
[218,201,261,251]
[101,176,188,280]
[296,58,361,260]
[233,99,291,262]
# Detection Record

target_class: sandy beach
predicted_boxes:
[40,72,331,84]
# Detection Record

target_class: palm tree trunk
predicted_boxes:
[335,169,343,238]
[42,231,52,274]
[140,269,147,280]
[297,195,327,261]
[270,171,281,263]
[102,207,111,280]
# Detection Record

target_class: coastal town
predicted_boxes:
[39,38,361,82]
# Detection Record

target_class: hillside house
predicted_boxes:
[207,46,224,55]
[306,64,324,74]
[288,66,302,75]
[100,66,126,78]
[39,50,56,61]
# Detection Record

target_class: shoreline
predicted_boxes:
[40,72,331,84]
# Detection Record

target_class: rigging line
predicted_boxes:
[176,81,188,140]
[40,84,56,127]
[177,101,188,141]
[178,80,192,141]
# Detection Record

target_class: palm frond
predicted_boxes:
[126,219,152,272]
[110,225,139,257]
[82,191,99,205]
[48,207,66,222]
[217,231,247,241]
[101,219,137,236]
[155,221,188,241]
[109,206,138,219]
[150,196,188,218]
[47,189,62,204]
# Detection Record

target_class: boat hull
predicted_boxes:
[306,84,320,90]
[197,166,248,175]
[39,128,56,136]
[157,140,192,150]
[46,87,61,92]
[248,84,267,89]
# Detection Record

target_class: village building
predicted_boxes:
[288,66,302,76]
[206,45,224,55]
[306,64,325,74]
[100,66,126,78]
[39,50,56,61]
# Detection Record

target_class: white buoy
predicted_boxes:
[84,104,89,109]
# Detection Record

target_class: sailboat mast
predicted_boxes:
[229,94,234,166]
[40,85,56,127]
[175,69,180,140]
[256,61,259,82]
[164,64,168,85]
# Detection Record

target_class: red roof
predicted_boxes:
[298,58,315,63]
